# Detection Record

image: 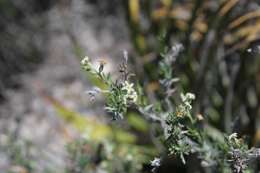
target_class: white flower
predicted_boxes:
[150,157,161,167]
[122,81,134,91]
[181,92,195,102]
[180,92,195,110]
[121,81,138,103]
[81,56,90,66]
[185,92,195,100]
[228,133,238,140]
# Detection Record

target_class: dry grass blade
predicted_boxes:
[229,10,260,29]
[219,0,239,17]
[225,21,260,46]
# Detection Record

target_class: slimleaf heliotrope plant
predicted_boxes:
[81,45,260,173]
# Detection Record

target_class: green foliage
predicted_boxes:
[0,135,36,173]
[71,1,260,172]
[124,0,260,136]
[66,137,152,173]
[81,44,260,173]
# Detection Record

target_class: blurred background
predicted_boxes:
[0,0,259,173]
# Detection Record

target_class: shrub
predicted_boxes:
[79,45,260,173]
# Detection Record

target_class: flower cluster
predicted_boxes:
[81,56,92,72]
[121,81,138,104]
[150,157,161,173]
[81,52,138,120]
[180,92,195,110]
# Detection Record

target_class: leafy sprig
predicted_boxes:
[81,45,260,173]
[81,53,137,120]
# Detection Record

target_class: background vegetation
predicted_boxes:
[0,0,260,173]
